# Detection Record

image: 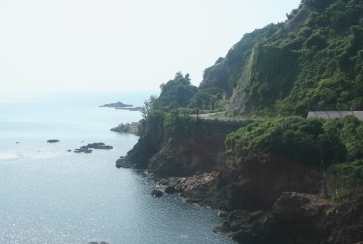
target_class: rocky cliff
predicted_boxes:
[116,115,363,243]
[117,119,228,176]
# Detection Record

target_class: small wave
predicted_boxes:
[0,152,18,160]
[177,235,189,239]
[31,151,59,159]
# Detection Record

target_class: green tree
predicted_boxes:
[158,72,197,108]
[141,95,159,118]
[188,87,223,110]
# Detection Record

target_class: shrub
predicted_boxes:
[226,117,346,167]
[304,32,327,50]
[329,160,363,188]
[163,112,197,140]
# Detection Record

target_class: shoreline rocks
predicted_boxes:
[213,193,335,244]
[164,186,177,194]
[116,156,137,168]
[118,156,351,243]
[110,122,139,135]
[151,189,163,197]
[158,172,219,195]
[116,156,363,243]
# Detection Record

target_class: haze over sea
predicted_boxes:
[0,91,234,244]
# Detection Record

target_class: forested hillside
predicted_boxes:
[201,0,363,116]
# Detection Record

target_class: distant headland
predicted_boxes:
[99,101,132,108]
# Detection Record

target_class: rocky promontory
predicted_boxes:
[110,122,139,135]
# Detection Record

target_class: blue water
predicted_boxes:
[0,91,234,244]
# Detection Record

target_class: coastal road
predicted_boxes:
[190,112,252,122]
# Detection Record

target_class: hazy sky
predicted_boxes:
[0,0,301,92]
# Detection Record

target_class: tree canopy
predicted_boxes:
[158,72,198,108]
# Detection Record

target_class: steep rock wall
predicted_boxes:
[226,48,255,115]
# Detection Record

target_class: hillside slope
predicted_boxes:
[201,0,363,116]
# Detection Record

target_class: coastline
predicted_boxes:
[1,91,233,243]
[115,117,363,244]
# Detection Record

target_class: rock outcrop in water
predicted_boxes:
[74,146,92,153]
[74,142,113,153]
[47,139,59,143]
[86,143,113,150]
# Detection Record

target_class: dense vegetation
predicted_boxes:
[226,115,363,200]
[201,0,363,116]
[142,72,226,117]
[226,117,345,167]
[141,72,199,141]
[157,72,197,108]
[140,72,229,141]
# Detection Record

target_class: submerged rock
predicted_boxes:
[151,189,163,197]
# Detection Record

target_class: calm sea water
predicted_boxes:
[0,91,234,244]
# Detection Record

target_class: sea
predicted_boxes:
[0,91,235,244]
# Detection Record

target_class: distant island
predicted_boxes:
[99,101,133,108]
